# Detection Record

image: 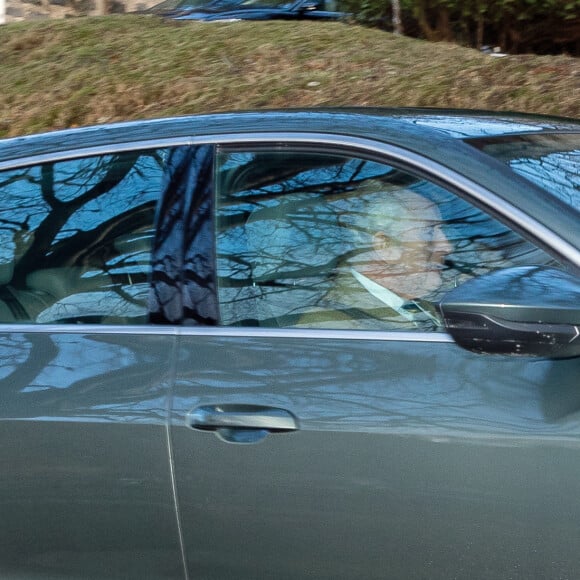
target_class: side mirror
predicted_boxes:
[440,266,580,358]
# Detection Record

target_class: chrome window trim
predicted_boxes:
[0,323,456,342]
[178,327,457,343]
[2,131,578,268]
[0,323,178,335]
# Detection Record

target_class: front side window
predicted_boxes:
[216,148,559,331]
[0,150,167,324]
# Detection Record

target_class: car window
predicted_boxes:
[215,148,560,331]
[468,133,580,213]
[0,149,168,324]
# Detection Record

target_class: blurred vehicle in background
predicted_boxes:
[143,0,347,21]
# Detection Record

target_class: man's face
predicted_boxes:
[366,193,452,299]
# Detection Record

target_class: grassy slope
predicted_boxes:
[0,15,578,137]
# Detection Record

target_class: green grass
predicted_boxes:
[0,15,578,137]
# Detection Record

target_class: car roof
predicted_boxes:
[2,108,578,163]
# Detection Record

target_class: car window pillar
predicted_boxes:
[150,144,218,325]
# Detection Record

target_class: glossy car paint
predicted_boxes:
[0,109,579,579]
[0,328,183,578]
[172,329,580,579]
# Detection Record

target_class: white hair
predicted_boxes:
[344,181,422,244]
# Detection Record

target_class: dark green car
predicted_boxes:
[0,109,578,579]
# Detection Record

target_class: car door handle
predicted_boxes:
[188,404,299,432]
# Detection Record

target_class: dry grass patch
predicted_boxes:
[0,16,578,137]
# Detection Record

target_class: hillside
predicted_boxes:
[0,15,578,138]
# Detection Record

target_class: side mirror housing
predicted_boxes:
[440,266,580,358]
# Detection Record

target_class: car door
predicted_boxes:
[171,142,580,580]
[0,146,189,579]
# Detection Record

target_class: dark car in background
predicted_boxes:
[144,0,347,21]
[0,109,579,579]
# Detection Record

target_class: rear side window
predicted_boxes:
[468,133,580,212]
[0,150,166,324]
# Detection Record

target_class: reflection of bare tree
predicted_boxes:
[0,150,165,323]
[149,151,186,325]
[472,134,580,212]
[176,336,580,439]
[14,155,136,283]
[0,333,58,412]
[510,153,579,212]
[216,151,554,327]
[184,146,217,325]
[149,145,217,325]
[0,332,171,423]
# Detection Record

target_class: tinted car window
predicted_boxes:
[215,148,559,330]
[0,150,167,324]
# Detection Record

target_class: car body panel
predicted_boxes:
[171,330,580,579]
[0,328,183,579]
[3,109,578,162]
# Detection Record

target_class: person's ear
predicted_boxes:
[373,232,402,260]
[372,232,390,250]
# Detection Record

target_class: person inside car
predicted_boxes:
[295,186,453,330]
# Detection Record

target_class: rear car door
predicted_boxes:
[0,146,188,579]
[171,140,580,580]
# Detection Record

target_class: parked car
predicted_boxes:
[0,108,578,579]
[143,0,347,21]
